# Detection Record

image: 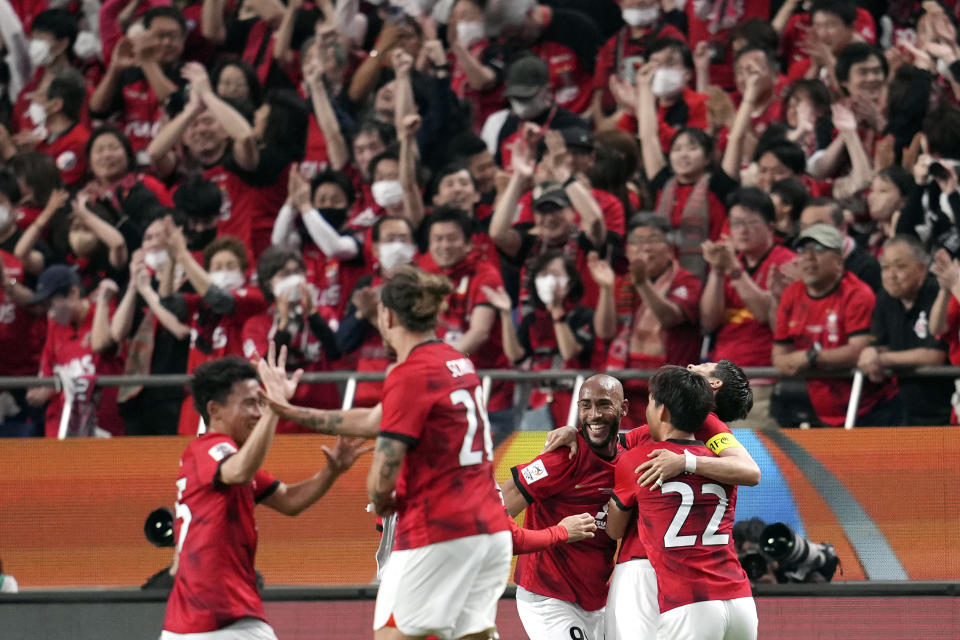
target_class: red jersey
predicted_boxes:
[938,295,960,366]
[178,287,267,434]
[686,0,771,90]
[380,341,509,550]
[774,272,897,426]
[38,301,125,437]
[613,438,751,613]
[712,245,795,366]
[301,246,368,325]
[595,23,686,108]
[782,8,876,76]
[36,123,90,187]
[420,253,512,412]
[449,40,506,132]
[617,414,731,563]
[0,251,45,376]
[300,113,332,181]
[163,432,280,633]
[512,432,622,611]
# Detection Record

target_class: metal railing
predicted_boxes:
[2,366,958,431]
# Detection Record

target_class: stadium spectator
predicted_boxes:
[859,235,951,425]
[243,246,341,433]
[166,226,266,434]
[772,224,899,426]
[597,213,702,426]
[89,7,188,156]
[930,248,960,422]
[109,214,190,436]
[701,188,794,428]
[769,176,809,247]
[484,250,598,434]
[867,166,914,256]
[799,197,882,291]
[26,264,125,437]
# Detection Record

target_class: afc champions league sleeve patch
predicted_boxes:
[521,459,549,485]
[208,441,238,461]
[706,433,742,455]
[55,151,77,171]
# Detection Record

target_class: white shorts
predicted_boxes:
[515,586,605,640]
[605,558,659,640]
[373,531,511,639]
[658,597,758,640]
[160,618,278,640]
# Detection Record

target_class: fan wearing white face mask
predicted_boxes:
[481,250,598,437]
[163,222,268,435]
[10,9,77,137]
[447,0,501,130]
[241,247,342,432]
[336,216,417,408]
[589,0,686,128]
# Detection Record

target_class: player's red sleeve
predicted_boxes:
[511,448,574,504]
[509,516,569,555]
[612,450,641,511]
[623,425,651,449]
[196,436,240,488]
[843,282,876,336]
[252,468,280,503]
[694,413,732,442]
[380,361,434,443]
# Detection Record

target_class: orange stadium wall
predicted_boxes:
[1,428,959,589]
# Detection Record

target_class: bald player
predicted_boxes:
[500,375,627,640]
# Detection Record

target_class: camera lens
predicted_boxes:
[739,550,768,581]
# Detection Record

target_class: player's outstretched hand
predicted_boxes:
[323,436,374,476]
[541,425,578,459]
[258,343,304,407]
[560,513,597,543]
[637,448,685,490]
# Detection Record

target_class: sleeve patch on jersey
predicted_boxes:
[706,433,741,454]
[208,441,238,461]
[521,459,549,485]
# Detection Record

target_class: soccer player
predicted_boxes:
[500,374,627,640]
[363,265,512,640]
[161,346,369,639]
[607,366,757,640]
[542,359,760,640]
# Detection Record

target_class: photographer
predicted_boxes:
[734,518,839,584]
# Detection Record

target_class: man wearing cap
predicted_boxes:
[799,197,881,291]
[772,223,899,426]
[483,0,603,115]
[25,265,126,436]
[489,145,611,313]
[481,55,587,169]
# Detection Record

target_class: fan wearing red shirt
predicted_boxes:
[543,360,760,640]
[499,374,625,640]
[607,366,758,640]
[447,0,507,132]
[702,189,795,428]
[930,256,960,423]
[593,0,686,115]
[25,265,125,437]
[0,252,47,436]
[773,224,898,426]
[596,214,703,427]
[366,267,511,640]
[167,233,267,435]
[418,207,515,436]
[89,7,187,155]
[162,353,368,639]
[782,0,875,80]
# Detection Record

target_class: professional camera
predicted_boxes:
[145,507,175,548]
[761,522,839,583]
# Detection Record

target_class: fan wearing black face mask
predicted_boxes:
[271,167,364,322]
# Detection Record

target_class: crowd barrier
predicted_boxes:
[3,365,960,429]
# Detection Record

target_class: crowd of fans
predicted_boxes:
[1,0,959,438]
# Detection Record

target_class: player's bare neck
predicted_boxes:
[663,426,695,441]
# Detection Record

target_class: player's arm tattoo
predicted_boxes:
[268,402,380,437]
[279,405,345,435]
[367,436,407,506]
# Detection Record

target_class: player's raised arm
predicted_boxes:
[218,346,290,486]
[263,397,382,438]
[605,497,632,540]
[261,437,373,516]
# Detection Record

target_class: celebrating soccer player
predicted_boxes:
[161,345,370,639]
[607,366,758,640]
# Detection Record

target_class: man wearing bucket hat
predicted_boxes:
[771,224,899,426]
